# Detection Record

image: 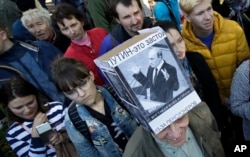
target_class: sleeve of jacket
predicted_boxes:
[235,23,250,65]
[189,102,225,157]
[230,60,250,120]
[99,34,119,56]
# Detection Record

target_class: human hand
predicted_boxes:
[49,130,64,145]
[161,69,169,81]
[32,112,48,137]
[128,62,141,74]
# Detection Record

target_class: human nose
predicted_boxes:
[204,11,211,19]
[69,28,75,35]
[75,87,85,97]
[131,16,138,25]
[167,124,180,139]
[34,25,41,33]
[23,105,31,113]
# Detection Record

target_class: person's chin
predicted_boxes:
[80,97,94,106]
[132,25,142,32]
[23,113,36,120]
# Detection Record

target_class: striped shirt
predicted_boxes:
[6,101,66,157]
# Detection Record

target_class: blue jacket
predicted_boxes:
[154,0,181,29]
[12,19,34,41]
[64,86,138,157]
[0,40,65,104]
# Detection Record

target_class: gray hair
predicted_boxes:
[21,8,52,29]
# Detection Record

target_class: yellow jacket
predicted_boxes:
[182,11,250,104]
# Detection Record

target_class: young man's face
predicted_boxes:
[57,16,85,41]
[186,0,214,33]
[115,0,144,36]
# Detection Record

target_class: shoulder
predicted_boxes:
[88,27,107,34]
[31,40,59,49]
[186,52,204,60]
[124,126,164,157]
[186,52,207,65]
[88,28,108,38]
[214,12,243,33]
[46,101,65,116]
[234,59,250,77]
[123,126,151,155]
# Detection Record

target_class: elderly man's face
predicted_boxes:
[156,114,189,147]
[115,0,144,36]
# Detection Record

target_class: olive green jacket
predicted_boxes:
[123,102,225,157]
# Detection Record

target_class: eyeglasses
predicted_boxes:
[64,77,90,98]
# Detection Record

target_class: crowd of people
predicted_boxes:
[0,0,250,157]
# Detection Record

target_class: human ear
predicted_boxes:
[89,71,95,81]
[0,31,7,40]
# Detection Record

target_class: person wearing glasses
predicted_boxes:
[51,57,138,157]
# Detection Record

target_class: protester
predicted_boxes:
[230,59,250,141]
[21,7,71,53]
[0,77,67,156]
[154,20,225,132]
[12,0,42,41]
[51,3,108,86]
[99,0,153,55]
[0,21,66,105]
[123,101,225,157]
[179,0,250,154]
[179,0,250,106]
[51,57,138,157]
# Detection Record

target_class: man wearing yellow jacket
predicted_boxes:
[179,0,250,105]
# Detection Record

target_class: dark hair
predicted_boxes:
[51,57,90,92]
[154,20,181,35]
[16,0,36,12]
[51,3,85,29]
[111,0,142,19]
[0,21,10,37]
[0,77,49,124]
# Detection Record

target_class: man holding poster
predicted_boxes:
[123,102,225,157]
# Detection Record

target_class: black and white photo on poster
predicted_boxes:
[116,41,190,115]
